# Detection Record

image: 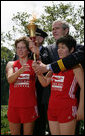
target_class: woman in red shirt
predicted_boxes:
[32,35,84,135]
[6,37,38,135]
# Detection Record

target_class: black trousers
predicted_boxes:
[33,103,50,135]
[20,124,23,135]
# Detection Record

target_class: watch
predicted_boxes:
[46,64,50,71]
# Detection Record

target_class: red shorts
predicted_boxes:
[47,104,77,123]
[7,106,39,123]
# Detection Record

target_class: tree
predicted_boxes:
[1,46,14,61]
[37,2,84,44]
[1,47,14,105]
[1,2,84,51]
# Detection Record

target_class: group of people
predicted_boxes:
[6,18,84,135]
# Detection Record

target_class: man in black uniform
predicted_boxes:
[32,28,49,135]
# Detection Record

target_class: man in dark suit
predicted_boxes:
[42,17,84,73]
[32,20,70,70]
[31,16,84,73]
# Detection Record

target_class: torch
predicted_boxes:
[27,16,37,61]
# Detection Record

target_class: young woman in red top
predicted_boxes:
[6,37,38,135]
[32,35,84,135]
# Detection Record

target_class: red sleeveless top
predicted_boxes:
[49,69,78,108]
[8,60,37,107]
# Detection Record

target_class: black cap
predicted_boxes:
[27,28,48,38]
[36,28,48,38]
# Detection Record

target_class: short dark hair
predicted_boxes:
[56,35,76,51]
[15,36,30,52]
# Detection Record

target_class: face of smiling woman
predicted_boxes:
[58,43,73,59]
[16,41,29,59]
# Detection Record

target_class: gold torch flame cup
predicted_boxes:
[27,23,37,37]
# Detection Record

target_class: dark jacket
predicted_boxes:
[51,45,84,73]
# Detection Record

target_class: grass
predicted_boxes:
[1,105,11,135]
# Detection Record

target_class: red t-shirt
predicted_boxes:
[8,60,37,107]
[49,69,78,109]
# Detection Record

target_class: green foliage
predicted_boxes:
[1,46,13,105]
[1,46,14,61]
[1,105,11,135]
[1,31,15,53]
[79,121,84,134]
[1,60,9,105]
[12,12,31,34]
[37,3,84,44]
[1,2,84,50]
[75,120,84,135]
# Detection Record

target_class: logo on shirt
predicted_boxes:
[14,74,30,88]
[52,75,64,82]
[51,75,64,91]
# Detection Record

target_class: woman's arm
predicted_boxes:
[37,71,53,87]
[73,64,84,120]
[6,61,29,84]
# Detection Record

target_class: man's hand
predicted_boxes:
[32,61,49,75]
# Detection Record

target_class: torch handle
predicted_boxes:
[33,54,36,61]
[30,37,36,61]
[30,37,36,42]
